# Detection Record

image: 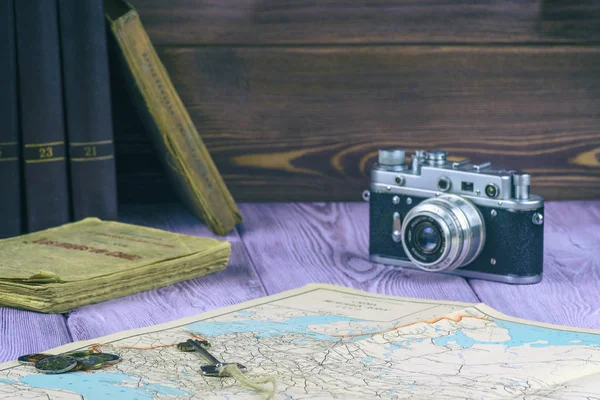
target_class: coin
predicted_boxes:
[176,342,195,352]
[64,350,95,359]
[17,353,51,366]
[72,363,83,371]
[35,356,78,374]
[77,355,105,371]
[94,353,121,365]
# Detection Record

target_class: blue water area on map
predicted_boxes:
[382,338,425,360]
[433,318,600,349]
[20,372,191,400]
[186,314,364,340]
[0,378,14,384]
[387,338,424,351]
[505,379,527,387]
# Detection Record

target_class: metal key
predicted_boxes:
[178,339,247,377]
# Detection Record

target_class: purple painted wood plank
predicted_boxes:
[66,204,266,341]
[0,309,71,363]
[238,202,479,302]
[469,200,600,329]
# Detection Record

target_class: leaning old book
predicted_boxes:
[0,218,231,313]
[104,0,242,235]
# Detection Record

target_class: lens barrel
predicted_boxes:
[401,194,486,272]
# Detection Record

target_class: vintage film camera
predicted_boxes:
[364,149,544,284]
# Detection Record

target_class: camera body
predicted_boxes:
[366,149,544,284]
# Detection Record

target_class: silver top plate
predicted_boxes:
[370,149,544,211]
[370,180,543,211]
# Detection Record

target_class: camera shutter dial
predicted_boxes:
[378,149,406,166]
[427,150,448,166]
[513,173,531,200]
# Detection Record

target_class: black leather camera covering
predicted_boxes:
[369,192,544,278]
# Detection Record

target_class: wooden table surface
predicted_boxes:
[1,200,599,363]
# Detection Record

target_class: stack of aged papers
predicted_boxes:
[0,218,231,313]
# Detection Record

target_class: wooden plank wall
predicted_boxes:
[115,0,600,202]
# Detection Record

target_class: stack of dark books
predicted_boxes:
[1,0,241,239]
[1,0,117,238]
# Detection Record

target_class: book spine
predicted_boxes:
[58,0,118,221]
[15,0,71,232]
[0,0,21,238]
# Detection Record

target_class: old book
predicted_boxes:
[14,0,70,232]
[0,0,21,238]
[58,0,118,221]
[104,0,242,235]
[108,41,177,204]
[0,218,231,313]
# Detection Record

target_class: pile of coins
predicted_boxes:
[18,350,121,374]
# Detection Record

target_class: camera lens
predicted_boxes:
[402,215,446,265]
[401,194,486,272]
[485,184,499,198]
[415,223,441,254]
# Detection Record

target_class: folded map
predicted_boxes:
[0,284,598,398]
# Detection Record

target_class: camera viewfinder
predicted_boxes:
[461,182,474,192]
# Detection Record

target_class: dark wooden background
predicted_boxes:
[115,0,600,203]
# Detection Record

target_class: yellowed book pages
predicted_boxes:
[0,218,230,312]
[0,218,228,282]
